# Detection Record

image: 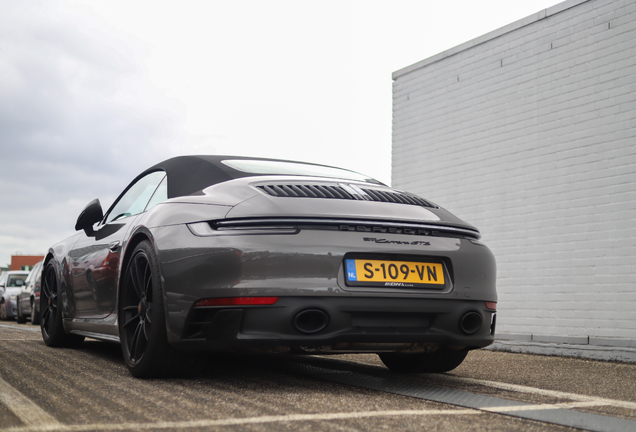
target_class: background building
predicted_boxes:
[392,0,635,360]
[9,255,44,271]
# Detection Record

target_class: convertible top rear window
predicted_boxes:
[222,159,375,183]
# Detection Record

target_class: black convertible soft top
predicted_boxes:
[142,155,257,199]
[137,155,377,199]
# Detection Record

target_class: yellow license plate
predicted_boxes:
[345,258,445,288]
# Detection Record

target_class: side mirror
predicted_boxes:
[75,199,104,237]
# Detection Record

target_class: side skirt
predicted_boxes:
[68,330,121,344]
[63,317,120,343]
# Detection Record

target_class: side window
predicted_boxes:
[145,175,168,212]
[24,269,35,284]
[105,171,166,224]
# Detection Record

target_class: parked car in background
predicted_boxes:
[17,261,43,324]
[0,271,30,320]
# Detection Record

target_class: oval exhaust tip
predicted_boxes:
[293,309,329,334]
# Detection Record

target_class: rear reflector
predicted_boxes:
[194,297,279,307]
[485,302,497,310]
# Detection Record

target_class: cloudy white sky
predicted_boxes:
[0,0,562,267]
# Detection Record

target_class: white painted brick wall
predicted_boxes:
[392,0,636,343]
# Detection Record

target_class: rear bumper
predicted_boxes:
[152,223,497,345]
[5,300,17,318]
[173,297,496,352]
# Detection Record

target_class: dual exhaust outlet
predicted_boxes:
[292,308,485,335]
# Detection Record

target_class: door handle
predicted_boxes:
[108,241,121,252]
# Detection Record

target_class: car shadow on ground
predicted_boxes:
[74,339,392,382]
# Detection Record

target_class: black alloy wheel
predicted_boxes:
[120,243,156,369]
[379,347,469,374]
[120,241,198,378]
[41,262,84,347]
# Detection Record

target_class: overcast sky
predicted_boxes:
[0,0,562,267]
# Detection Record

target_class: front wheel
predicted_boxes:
[41,262,84,347]
[119,241,201,378]
[379,348,469,374]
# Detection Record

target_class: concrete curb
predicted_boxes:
[486,340,636,363]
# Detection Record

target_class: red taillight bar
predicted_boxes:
[194,297,279,307]
[485,302,497,310]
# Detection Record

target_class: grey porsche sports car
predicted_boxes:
[42,155,496,378]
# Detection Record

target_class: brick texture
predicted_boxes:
[392,0,636,342]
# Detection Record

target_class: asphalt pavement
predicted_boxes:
[0,321,635,431]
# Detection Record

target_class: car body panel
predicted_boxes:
[43,155,496,356]
[67,216,135,319]
[165,175,476,232]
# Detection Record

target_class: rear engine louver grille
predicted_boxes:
[256,184,433,208]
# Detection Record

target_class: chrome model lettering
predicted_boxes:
[363,237,430,246]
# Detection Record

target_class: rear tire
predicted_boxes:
[379,348,469,374]
[0,300,7,321]
[16,302,27,324]
[40,262,85,347]
[119,241,202,378]
[31,299,41,325]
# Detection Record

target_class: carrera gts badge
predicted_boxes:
[364,237,431,246]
